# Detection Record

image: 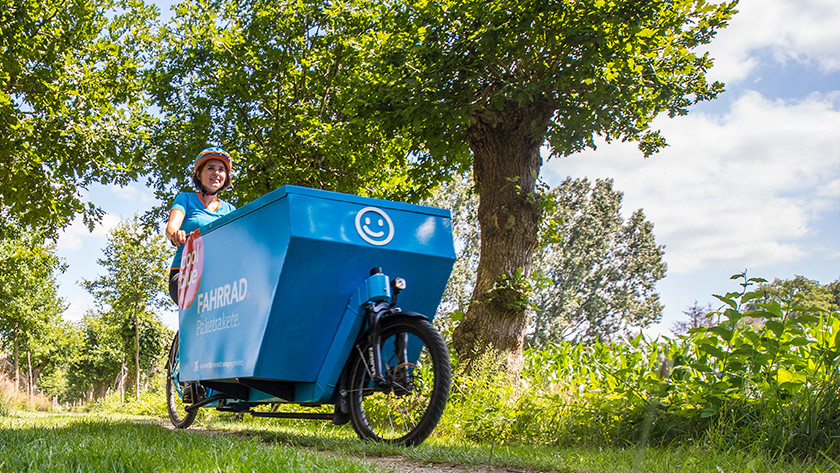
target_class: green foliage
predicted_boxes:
[60,312,125,401]
[0,0,158,234]
[352,0,737,160]
[83,380,167,417]
[426,174,666,345]
[438,352,521,444]
[531,177,667,344]
[681,274,840,456]
[749,275,840,315]
[442,273,839,461]
[0,225,65,393]
[145,0,438,223]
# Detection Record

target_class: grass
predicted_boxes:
[201,414,840,473]
[0,412,381,473]
[2,410,834,473]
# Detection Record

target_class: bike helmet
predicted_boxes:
[193,147,232,174]
[192,146,233,194]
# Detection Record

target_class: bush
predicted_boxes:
[84,389,168,417]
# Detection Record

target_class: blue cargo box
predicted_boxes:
[177,185,455,402]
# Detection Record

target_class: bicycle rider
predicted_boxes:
[165,147,237,304]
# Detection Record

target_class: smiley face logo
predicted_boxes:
[355,206,394,246]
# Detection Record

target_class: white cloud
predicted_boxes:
[542,91,840,274]
[104,182,156,204]
[705,0,840,82]
[61,294,93,323]
[55,213,122,252]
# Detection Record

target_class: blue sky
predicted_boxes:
[55,0,840,334]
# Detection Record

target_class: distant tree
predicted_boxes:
[425,175,666,345]
[61,311,125,402]
[829,280,840,311]
[26,319,82,402]
[81,217,170,400]
[750,276,840,315]
[0,0,158,234]
[529,178,667,345]
[672,301,716,335]
[0,228,65,389]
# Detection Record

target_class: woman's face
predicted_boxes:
[200,159,228,193]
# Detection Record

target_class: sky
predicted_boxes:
[55,0,840,335]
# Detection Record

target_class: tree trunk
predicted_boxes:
[134,301,140,401]
[452,98,555,376]
[13,322,19,388]
[27,350,32,400]
[30,357,50,392]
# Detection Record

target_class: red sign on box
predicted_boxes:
[178,230,204,310]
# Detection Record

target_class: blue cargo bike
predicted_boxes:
[165,185,456,446]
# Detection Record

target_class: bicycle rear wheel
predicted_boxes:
[166,332,197,428]
[347,314,450,446]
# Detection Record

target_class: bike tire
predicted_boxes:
[347,314,451,446]
[166,332,197,429]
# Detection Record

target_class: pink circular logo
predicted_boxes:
[177,230,204,310]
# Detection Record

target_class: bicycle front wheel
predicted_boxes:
[166,332,197,429]
[347,314,451,446]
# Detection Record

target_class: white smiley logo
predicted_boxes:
[355,207,394,246]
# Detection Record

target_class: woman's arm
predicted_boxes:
[165,208,187,246]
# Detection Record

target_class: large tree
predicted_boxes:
[145,0,736,374]
[350,0,736,372]
[0,0,156,234]
[81,217,170,400]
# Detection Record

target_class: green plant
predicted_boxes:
[680,273,840,458]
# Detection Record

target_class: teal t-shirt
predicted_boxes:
[170,192,236,270]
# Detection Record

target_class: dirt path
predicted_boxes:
[351,455,544,472]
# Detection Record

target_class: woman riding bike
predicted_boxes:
[165,147,236,304]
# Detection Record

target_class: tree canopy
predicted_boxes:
[0,0,157,234]
[144,0,447,218]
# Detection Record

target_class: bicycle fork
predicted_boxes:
[364,303,408,392]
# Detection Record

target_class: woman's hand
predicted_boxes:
[166,208,187,246]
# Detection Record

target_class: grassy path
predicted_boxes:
[1,412,385,472]
[1,411,833,473]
